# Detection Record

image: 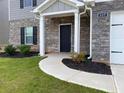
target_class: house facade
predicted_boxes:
[9,0,124,64]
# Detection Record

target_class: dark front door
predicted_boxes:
[60,25,71,52]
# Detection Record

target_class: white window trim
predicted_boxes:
[24,27,33,45]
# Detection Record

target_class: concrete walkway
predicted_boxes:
[111,65,124,93]
[39,53,116,93]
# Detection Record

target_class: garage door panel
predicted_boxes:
[111,26,124,39]
[111,11,124,64]
[111,54,124,64]
[111,39,124,50]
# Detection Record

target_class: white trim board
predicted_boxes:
[42,10,78,16]
[95,0,113,2]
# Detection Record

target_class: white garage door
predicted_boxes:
[111,11,124,64]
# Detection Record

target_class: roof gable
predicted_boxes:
[33,0,84,13]
[42,0,76,14]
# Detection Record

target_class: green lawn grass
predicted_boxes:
[0,56,107,93]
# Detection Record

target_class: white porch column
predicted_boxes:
[74,11,80,53]
[39,15,45,56]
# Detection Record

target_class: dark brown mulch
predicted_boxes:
[0,52,38,58]
[62,59,112,75]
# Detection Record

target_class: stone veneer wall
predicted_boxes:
[45,16,90,53]
[45,16,74,53]
[9,18,39,51]
[9,16,90,53]
[80,16,90,54]
[92,0,124,63]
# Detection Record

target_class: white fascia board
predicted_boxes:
[69,0,84,6]
[95,0,113,2]
[33,0,50,13]
[83,0,113,3]
[42,9,78,16]
[33,0,56,13]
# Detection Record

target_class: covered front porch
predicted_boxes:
[33,0,92,56]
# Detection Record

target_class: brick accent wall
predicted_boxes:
[80,16,90,54]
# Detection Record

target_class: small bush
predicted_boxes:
[4,45,16,55]
[71,52,78,62]
[71,52,86,63]
[18,45,31,55]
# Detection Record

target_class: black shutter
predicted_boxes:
[33,26,37,45]
[20,0,24,9]
[21,27,25,44]
[33,0,37,7]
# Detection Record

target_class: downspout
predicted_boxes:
[86,7,92,59]
[79,5,93,59]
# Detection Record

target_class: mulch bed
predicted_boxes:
[0,52,38,58]
[62,58,112,75]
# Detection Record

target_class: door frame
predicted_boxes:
[110,11,112,64]
[59,23,72,52]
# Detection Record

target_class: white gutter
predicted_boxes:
[79,5,92,59]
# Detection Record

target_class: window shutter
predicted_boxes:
[33,26,37,45]
[21,27,25,44]
[20,0,24,9]
[33,0,37,7]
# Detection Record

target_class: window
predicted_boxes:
[24,0,32,7]
[20,0,37,9]
[25,27,33,45]
[21,26,37,45]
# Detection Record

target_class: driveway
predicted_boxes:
[111,65,124,93]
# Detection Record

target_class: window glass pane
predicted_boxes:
[26,36,33,44]
[25,27,33,36]
[24,0,32,7]
[25,27,33,44]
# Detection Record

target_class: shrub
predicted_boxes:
[71,52,78,62]
[4,45,16,55]
[71,52,86,63]
[18,45,31,55]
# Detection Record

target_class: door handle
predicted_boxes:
[111,51,123,53]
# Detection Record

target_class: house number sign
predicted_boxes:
[97,11,108,18]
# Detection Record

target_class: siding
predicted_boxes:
[9,0,45,21]
[0,0,9,44]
